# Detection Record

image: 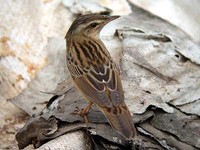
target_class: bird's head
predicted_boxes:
[66,14,120,38]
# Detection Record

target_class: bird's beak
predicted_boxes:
[107,15,120,23]
[100,15,120,28]
[98,15,120,31]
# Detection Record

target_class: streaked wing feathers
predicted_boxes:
[68,62,124,107]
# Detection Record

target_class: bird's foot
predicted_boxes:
[73,106,88,116]
[72,102,93,126]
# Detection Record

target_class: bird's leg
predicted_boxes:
[73,102,93,126]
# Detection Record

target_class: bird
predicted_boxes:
[65,13,136,139]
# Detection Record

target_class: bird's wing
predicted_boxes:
[67,61,124,108]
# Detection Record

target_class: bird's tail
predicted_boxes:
[98,103,136,139]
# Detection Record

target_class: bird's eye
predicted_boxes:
[90,22,99,28]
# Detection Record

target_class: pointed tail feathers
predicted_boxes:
[99,104,136,139]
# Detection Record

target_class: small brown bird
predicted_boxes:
[65,14,136,139]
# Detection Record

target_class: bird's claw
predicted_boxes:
[71,103,93,126]
[72,106,87,117]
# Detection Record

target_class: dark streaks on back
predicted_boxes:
[73,41,83,66]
